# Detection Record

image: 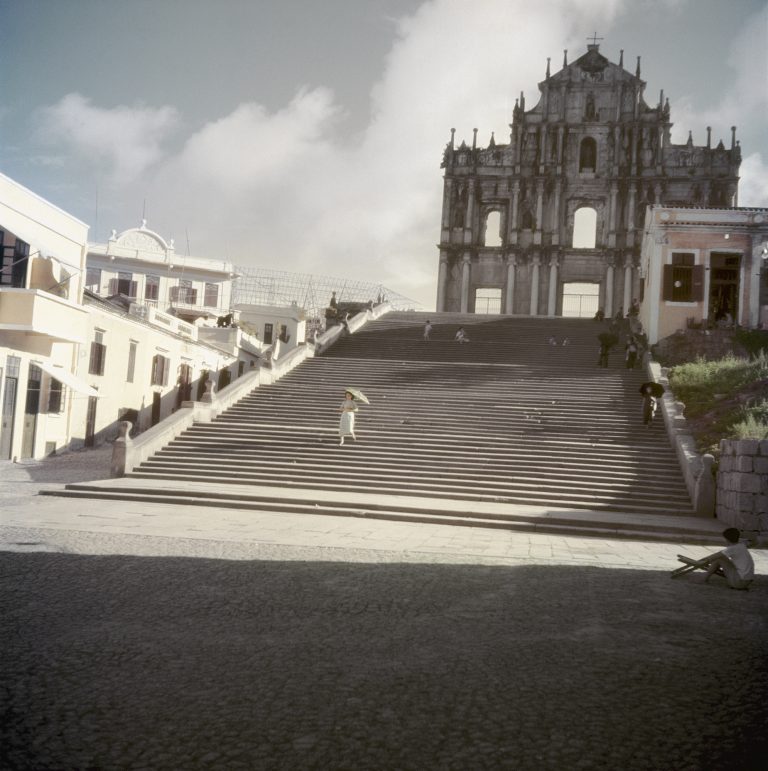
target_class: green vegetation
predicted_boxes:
[733,329,768,358]
[668,351,768,453]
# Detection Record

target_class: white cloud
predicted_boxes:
[36,0,765,308]
[739,153,768,208]
[36,93,179,182]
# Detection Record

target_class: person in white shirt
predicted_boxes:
[704,528,755,590]
[455,327,469,344]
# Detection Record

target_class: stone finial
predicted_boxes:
[472,128,478,150]
[546,57,551,78]
[731,126,737,149]
[110,421,133,478]
[563,49,568,67]
[706,127,711,148]
[619,49,623,67]
[450,127,455,148]
[201,378,216,404]
[635,56,641,78]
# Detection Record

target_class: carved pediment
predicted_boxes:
[574,47,609,75]
[116,228,169,254]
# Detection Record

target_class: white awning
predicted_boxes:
[37,361,100,397]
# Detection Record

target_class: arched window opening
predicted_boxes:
[483,211,502,247]
[475,287,502,314]
[573,207,597,249]
[579,137,597,172]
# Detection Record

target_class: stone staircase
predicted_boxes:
[47,312,700,536]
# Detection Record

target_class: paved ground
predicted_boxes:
[1,450,767,770]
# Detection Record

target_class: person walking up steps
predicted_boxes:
[423,320,433,341]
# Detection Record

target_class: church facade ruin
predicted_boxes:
[436,43,742,316]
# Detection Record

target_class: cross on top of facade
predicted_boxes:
[587,32,603,46]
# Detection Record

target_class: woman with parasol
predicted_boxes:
[639,381,665,426]
[339,388,369,445]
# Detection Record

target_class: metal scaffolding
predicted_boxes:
[232,266,421,322]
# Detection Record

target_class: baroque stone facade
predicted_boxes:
[436,44,742,315]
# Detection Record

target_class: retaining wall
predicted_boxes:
[716,439,768,540]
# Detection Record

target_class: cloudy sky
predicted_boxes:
[1,0,766,309]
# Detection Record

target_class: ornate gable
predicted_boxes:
[113,222,172,254]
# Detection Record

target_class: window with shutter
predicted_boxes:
[161,356,170,386]
[89,341,106,375]
[48,379,64,413]
[204,283,219,307]
[145,275,159,301]
[151,354,170,386]
[127,341,138,383]
[663,253,698,302]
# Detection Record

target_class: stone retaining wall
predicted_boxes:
[716,439,768,540]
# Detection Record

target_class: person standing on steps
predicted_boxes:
[423,319,433,341]
[597,341,610,367]
[339,390,358,445]
[625,337,638,369]
[640,384,656,426]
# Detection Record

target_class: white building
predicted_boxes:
[233,302,307,353]
[86,224,235,322]
[0,173,263,459]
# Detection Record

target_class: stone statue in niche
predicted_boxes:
[585,93,596,120]
[452,183,467,227]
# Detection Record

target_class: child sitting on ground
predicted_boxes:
[702,528,755,590]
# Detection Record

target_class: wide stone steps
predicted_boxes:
[49,312,697,528]
[47,479,715,543]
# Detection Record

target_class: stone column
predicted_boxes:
[460,253,471,313]
[505,255,517,314]
[464,180,476,245]
[604,258,615,318]
[530,255,541,315]
[626,184,637,248]
[623,258,633,316]
[547,256,559,316]
[608,182,618,247]
[552,182,561,246]
[436,250,449,312]
[441,178,453,231]
[509,182,520,245]
[534,181,544,245]
[749,240,763,328]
